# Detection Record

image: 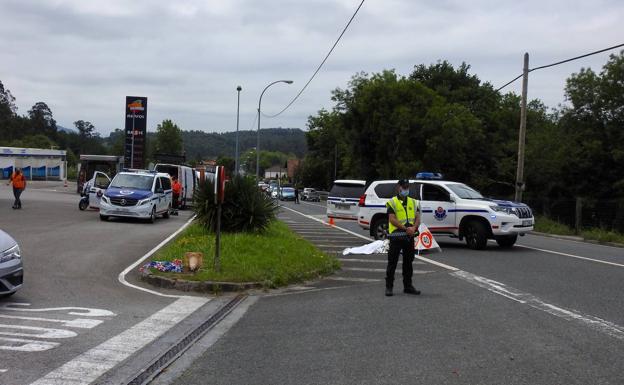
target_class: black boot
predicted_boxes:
[385,287,393,296]
[403,285,421,295]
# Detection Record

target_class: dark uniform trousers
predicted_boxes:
[386,238,415,288]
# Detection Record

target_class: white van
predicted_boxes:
[326,180,366,220]
[154,164,196,208]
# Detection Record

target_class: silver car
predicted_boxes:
[0,230,23,297]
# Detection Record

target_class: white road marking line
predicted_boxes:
[118,215,197,298]
[325,276,382,282]
[413,255,460,272]
[339,258,426,265]
[517,245,624,268]
[299,201,327,208]
[30,296,209,385]
[0,303,115,317]
[0,337,60,352]
[281,206,371,241]
[0,369,7,373]
[0,324,77,339]
[0,314,103,329]
[452,270,624,341]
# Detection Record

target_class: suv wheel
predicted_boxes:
[495,234,518,248]
[100,215,108,221]
[464,220,488,250]
[372,218,388,240]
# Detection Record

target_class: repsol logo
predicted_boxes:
[126,114,145,119]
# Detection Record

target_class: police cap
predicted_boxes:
[397,178,410,187]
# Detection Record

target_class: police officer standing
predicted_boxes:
[385,179,420,296]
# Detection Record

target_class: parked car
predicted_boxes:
[326,180,366,220]
[0,230,23,297]
[99,171,173,223]
[280,187,296,201]
[302,188,320,202]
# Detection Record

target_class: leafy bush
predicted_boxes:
[194,175,277,233]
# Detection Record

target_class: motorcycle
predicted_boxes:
[78,187,90,211]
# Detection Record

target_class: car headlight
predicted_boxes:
[0,244,21,263]
[490,205,515,215]
[101,195,110,203]
[138,198,151,206]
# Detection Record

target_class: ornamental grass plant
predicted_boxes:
[194,175,277,233]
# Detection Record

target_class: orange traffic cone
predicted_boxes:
[327,217,335,226]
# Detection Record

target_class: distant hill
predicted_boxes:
[103,127,307,161]
[57,125,76,133]
[182,128,307,160]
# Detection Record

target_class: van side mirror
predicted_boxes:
[156,188,164,194]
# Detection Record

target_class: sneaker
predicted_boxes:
[403,286,421,295]
[385,287,393,297]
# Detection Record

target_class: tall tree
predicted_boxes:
[74,120,96,154]
[28,102,57,139]
[155,119,183,155]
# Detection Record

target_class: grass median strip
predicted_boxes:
[535,215,624,245]
[148,220,340,288]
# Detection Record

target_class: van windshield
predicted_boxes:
[330,183,365,198]
[110,174,154,191]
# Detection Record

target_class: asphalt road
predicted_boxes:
[171,199,624,385]
[0,182,216,385]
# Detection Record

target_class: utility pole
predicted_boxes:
[234,86,242,176]
[514,52,529,202]
[334,144,337,180]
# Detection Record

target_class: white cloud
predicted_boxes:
[0,0,622,134]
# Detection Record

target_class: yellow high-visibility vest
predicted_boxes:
[386,196,418,234]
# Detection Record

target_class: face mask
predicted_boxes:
[399,189,409,197]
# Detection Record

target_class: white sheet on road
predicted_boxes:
[342,240,388,255]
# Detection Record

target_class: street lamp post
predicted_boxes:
[256,80,293,180]
[234,85,242,176]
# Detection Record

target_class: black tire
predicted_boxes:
[148,207,156,223]
[78,198,88,211]
[495,234,518,248]
[0,291,16,298]
[99,215,109,221]
[372,218,389,240]
[163,205,171,219]
[464,220,488,250]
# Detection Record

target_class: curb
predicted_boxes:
[530,231,624,248]
[140,272,263,293]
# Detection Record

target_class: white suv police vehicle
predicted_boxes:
[357,173,534,249]
[99,171,173,223]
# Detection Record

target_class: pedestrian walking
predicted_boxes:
[7,168,26,209]
[385,179,421,296]
[171,176,182,215]
[294,187,300,204]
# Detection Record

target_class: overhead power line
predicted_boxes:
[263,0,366,118]
[495,42,624,92]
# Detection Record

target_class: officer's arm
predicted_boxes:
[388,213,407,231]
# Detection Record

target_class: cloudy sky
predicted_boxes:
[1,0,622,135]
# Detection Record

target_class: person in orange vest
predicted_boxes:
[7,168,27,209]
[171,176,182,216]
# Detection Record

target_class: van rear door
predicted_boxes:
[326,180,366,220]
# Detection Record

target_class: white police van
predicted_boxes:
[357,173,534,249]
[99,171,173,223]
